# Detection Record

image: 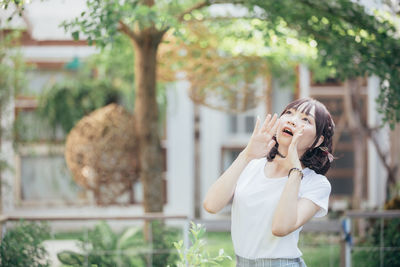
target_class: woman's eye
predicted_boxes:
[303,117,310,123]
[285,110,292,114]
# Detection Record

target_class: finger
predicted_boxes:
[291,125,305,146]
[252,116,261,136]
[266,113,278,131]
[266,139,276,153]
[268,117,280,137]
[260,114,272,133]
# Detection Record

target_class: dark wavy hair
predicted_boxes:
[267,98,335,175]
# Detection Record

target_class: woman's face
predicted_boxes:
[276,103,321,152]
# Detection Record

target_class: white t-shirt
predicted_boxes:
[231,157,331,259]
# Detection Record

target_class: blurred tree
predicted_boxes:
[60,0,400,214]
[60,0,318,220]
[0,30,27,236]
[5,0,399,212]
[247,0,400,125]
[246,0,400,204]
[61,0,223,220]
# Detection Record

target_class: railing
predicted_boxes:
[342,210,400,267]
[0,213,190,267]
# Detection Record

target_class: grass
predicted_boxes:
[204,232,236,267]
[204,231,340,267]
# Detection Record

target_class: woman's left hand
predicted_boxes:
[282,125,305,172]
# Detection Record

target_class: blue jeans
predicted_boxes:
[236,255,307,267]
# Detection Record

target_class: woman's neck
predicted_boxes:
[268,152,305,174]
[265,158,289,178]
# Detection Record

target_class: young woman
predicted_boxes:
[203,98,335,267]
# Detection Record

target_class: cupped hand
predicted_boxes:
[243,114,280,160]
[281,125,305,172]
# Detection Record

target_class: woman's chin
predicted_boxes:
[276,136,292,146]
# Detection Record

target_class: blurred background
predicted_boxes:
[1,0,400,266]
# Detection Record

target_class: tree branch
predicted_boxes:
[118,20,140,41]
[177,0,246,22]
[186,16,263,22]
[177,1,210,21]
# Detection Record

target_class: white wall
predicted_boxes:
[199,106,227,219]
[367,75,387,208]
[299,64,310,99]
[165,79,194,217]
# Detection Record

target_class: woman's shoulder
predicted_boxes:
[303,168,331,187]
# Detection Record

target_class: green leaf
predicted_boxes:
[72,31,80,40]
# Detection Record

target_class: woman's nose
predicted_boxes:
[288,120,296,127]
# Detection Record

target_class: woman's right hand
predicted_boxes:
[243,114,280,161]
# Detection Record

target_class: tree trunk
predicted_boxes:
[132,31,165,214]
[193,104,201,218]
[0,111,2,240]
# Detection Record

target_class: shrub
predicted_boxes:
[57,220,179,267]
[172,222,232,267]
[353,196,400,266]
[0,221,51,267]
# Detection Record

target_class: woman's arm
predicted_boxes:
[203,114,280,214]
[271,125,321,236]
[202,151,252,214]
[271,171,320,237]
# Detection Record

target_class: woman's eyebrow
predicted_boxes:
[300,111,315,119]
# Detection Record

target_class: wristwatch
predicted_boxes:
[288,167,303,179]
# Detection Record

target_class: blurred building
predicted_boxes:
[0,0,397,221]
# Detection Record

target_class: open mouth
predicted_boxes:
[282,127,294,136]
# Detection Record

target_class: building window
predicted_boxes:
[18,153,88,205]
[228,113,256,135]
[221,147,242,172]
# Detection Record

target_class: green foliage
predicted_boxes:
[183,19,305,89]
[60,0,200,48]
[0,0,25,15]
[0,221,51,267]
[0,30,27,113]
[36,34,167,137]
[63,0,400,126]
[36,35,132,135]
[353,218,400,267]
[58,221,145,266]
[150,220,180,267]
[38,78,121,134]
[172,222,232,267]
[35,38,123,135]
[86,34,135,100]
[0,30,28,170]
[57,220,179,267]
[247,0,400,127]
[353,198,400,266]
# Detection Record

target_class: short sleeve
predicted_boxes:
[300,174,331,218]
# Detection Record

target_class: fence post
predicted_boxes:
[379,217,384,267]
[341,217,352,267]
[148,219,153,267]
[183,219,190,267]
[84,227,89,267]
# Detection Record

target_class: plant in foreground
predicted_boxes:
[172,222,232,266]
[0,220,50,267]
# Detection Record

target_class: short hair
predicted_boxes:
[267,97,335,175]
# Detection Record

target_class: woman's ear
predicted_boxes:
[316,135,324,147]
